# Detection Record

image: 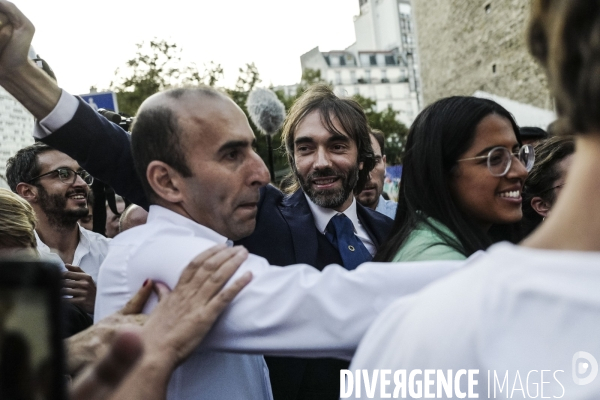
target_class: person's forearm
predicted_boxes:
[0,59,61,120]
[108,353,176,400]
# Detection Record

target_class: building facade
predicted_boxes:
[299,0,422,127]
[0,86,35,179]
[411,0,553,111]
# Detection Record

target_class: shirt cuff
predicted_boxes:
[33,89,79,139]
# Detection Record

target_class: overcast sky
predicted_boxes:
[20,0,360,95]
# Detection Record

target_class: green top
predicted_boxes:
[392,217,467,262]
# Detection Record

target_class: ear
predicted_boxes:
[16,182,38,203]
[530,196,551,218]
[359,161,364,171]
[382,154,387,167]
[146,161,186,204]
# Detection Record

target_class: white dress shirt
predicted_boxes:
[305,194,376,256]
[35,224,110,282]
[350,242,600,399]
[95,205,463,400]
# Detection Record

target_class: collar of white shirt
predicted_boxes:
[304,194,361,235]
[35,224,99,263]
[147,205,233,246]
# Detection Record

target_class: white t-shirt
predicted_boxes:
[349,242,600,399]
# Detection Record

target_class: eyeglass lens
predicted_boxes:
[56,168,93,185]
[519,145,535,172]
[487,145,535,177]
[487,148,511,176]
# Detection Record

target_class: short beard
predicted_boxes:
[297,166,359,209]
[37,185,89,229]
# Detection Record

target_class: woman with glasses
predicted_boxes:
[375,96,534,262]
[519,135,574,239]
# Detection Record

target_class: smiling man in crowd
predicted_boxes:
[6,143,109,315]
[0,4,452,400]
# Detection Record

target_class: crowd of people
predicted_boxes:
[0,0,600,398]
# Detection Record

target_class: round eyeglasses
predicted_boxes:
[27,167,94,186]
[457,144,535,177]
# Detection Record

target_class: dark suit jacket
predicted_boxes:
[43,99,394,400]
[237,187,393,400]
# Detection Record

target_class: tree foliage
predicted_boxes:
[351,94,409,164]
[110,44,409,182]
[110,39,223,115]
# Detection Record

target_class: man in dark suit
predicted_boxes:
[0,12,391,397]
[237,85,392,400]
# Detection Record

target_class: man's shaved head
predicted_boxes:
[131,87,231,202]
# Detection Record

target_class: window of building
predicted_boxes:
[350,70,357,84]
[360,54,370,66]
[365,70,371,83]
[340,56,346,66]
[485,3,491,13]
[381,70,389,83]
[335,71,342,84]
[370,55,377,66]
[492,64,497,73]
[385,55,396,65]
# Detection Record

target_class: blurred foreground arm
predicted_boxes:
[0,1,61,119]
[70,245,252,400]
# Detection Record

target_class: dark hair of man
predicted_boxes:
[370,129,385,155]
[280,84,375,195]
[5,142,55,192]
[528,0,600,134]
[520,136,575,238]
[130,86,226,202]
[519,126,548,141]
[375,96,522,261]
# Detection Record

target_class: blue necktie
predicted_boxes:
[325,213,373,270]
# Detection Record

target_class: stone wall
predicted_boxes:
[412,0,553,109]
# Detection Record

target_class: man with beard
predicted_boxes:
[6,143,109,314]
[237,85,394,400]
[356,129,398,219]
[0,35,392,397]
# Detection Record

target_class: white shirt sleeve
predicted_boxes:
[123,235,463,360]
[33,89,79,138]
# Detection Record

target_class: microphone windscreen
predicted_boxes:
[246,88,286,136]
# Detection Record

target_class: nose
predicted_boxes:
[249,151,271,187]
[313,147,332,170]
[72,173,88,187]
[505,154,528,182]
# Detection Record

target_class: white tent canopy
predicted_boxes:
[473,91,556,129]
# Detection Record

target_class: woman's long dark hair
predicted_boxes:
[375,96,522,261]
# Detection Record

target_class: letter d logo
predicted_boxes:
[572,351,598,385]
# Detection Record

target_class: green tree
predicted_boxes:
[351,94,409,164]
[110,39,223,115]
